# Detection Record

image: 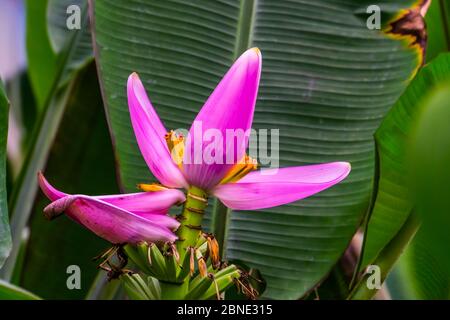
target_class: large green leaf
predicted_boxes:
[411,84,450,272]
[391,85,450,300]
[383,85,450,300]
[0,280,40,300]
[0,83,11,268]
[91,0,422,299]
[425,0,450,61]
[17,63,118,299]
[359,54,450,272]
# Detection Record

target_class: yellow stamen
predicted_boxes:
[165,130,185,168]
[220,155,258,184]
[137,183,169,192]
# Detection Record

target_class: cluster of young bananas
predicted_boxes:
[101,233,253,300]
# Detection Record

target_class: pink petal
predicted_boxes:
[38,172,185,214]
[212,162,351,210]
[43,195,177,244]
[128,73,188,188]
[133,213,181,231]
[38,172,67,201]
[183,48,262,190]
[38,173,181,244]
[97,190,185,215]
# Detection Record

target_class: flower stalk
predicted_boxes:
[176,186,208,263]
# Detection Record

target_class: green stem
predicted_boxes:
[348,213,420,300]
[176,186,208,262]
[140,187,209,300]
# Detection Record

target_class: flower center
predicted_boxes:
[163,129,257,185]
[165,130,185,169]
[220,155,258,184]
[137,183,169,192]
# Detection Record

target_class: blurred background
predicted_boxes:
[1,0,26,174]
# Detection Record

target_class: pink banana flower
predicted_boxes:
[38,48,350,246]
[128,48,351,211]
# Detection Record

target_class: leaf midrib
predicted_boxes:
[212,0,257,257]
